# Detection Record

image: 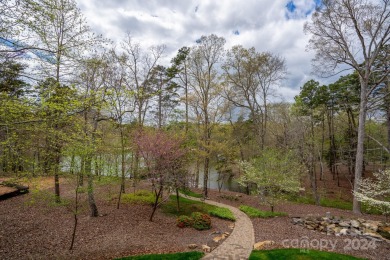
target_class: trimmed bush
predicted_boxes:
[176,215,193,228]
[191,212,211,230]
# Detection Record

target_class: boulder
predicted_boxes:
[212,234,227,243]
[202,245,211,253]
[362,221,380,232]
[351,220,360,229]
[340,228,348,235]
[339,221,350,228]
[188,244,198,249]
[253,240,275,250]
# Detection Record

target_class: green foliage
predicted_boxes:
[354,169,390,217]
[26,188,70,207]
[208,207,236,221]
[191,212,211,230]
[238,148,303,211]
[249,249,364,260]
[116,251,204,260]
[239,205,287,218]
[176,215,193,228]
[121,190,157,205]
[179,188,203,198]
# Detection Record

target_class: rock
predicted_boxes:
[213,235,226,243]
[340,228,348,235]
[202,245,211,253]
[350,228,362,236]
[339,221,350,227]
[210,231,221,235]
[228,223,235,229]
[292,217,303,225]
[362,221,380,232]
[188,244,198,249]
[351,220,360,229]
[223,232,230,236]
[363,231,384,241]
[253,240,275,250]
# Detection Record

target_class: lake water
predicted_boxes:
[62,156,243,192]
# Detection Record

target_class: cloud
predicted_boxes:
[76,0,329,102]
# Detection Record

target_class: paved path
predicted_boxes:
[180,194,255,260]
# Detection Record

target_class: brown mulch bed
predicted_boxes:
[0,178,231,260]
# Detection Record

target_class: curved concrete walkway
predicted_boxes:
[180,194,255,260]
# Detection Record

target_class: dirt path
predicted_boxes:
[180,194,255,260]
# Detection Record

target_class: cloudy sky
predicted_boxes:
[77,0,325,102]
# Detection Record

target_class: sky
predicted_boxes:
[76,0,326,102]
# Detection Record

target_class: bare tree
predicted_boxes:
[223,45,286,150]
[187,34,226,198]
[304,0,390,214]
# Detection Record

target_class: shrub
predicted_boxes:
[191,212,211,230]
[176,215,193,228]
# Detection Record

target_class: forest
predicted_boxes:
[0,0,389,259]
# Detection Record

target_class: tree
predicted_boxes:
[168,47,191,132]
[304,0,390,213]
[76,54,112,216]
[354,169,390,219]
[238,148,303,212]
[17,0,104,202]
[134,130,186,221]
[223,45,287,150]
[187,34,226,198]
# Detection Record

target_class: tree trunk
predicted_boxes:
[353,81,368,214]
[150,185,163,222]
[203,156,209,198]
[176,188,180,212]
[85,155,99,217]
[54,151,61,203]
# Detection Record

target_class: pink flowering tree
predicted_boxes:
[135,130,187,221]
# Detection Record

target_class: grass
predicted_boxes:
[121,190,157,205]
[162,195,235,221]
[291,195,384,215]
[249,249,365,260]
[179,188,203,198]
[239,205,287,218]
[208,207,236,221]
[117,251,204,260]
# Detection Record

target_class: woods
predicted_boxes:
[0,0,390,257]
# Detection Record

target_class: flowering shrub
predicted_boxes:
[191,212,211,230]
[176,215,193,228]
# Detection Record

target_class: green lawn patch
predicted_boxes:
[208,207,236,221]
[121,190,157,205]
[239,205,287,218]
[117,251,204,260]
[290,195,383,215]
[162,195,235,221]
[179,188,203,198]
[249,249,365,260]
